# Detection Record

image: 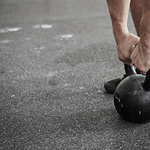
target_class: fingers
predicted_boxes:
[130,44,149,75]
[131,62,148,75]
[118,57,132,66]
[123,61,132,66]
[136,66,148,75]
[140,71,146,75]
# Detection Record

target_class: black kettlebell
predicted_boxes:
[114,64,150,123]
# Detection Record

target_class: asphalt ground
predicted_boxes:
[1,0,150,149]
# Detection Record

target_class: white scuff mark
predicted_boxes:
[39,46,45,49]
[97,90,102,94]
[61,34,73,39]
[64,83,70,87]
[47,71,57,77]
[36,51,41,54]
[11,95,15,98]
[0,40,11,44]
[139,111,141,115]
[60,70,66,73]
[30,46,45,52]
[79,87,85,90]
[32,24,52,29]
[25,37,31,40]
[40,24,52,29]
[7,27,22,32]
[0,27,22,33]
[55,34,73,40]
[33,47,38,50]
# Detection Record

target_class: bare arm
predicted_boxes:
[140,0,150,50]
[106,0,139,65]
[106,0,130,43]
[131,0,150,74]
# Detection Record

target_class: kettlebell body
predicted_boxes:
[114,65,150,123]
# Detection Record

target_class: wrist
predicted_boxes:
[140,15,150,51]
[111,21,128,44]
[139,40,150,52]
[113,26,129,46]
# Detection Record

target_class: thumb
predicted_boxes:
[130,43,138,55]
[130,44,138,64]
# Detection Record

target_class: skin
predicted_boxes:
[106,0,150,74]
[131,0,150,74]
[130,0,142,36]
[106,0,139,66]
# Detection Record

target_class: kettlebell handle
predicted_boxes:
[124,44,138,76]
[143,69,150,90]
[124,64,136,76]
[124,64,150,90]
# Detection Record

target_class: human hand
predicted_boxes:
[130,43,150,75]
[116,32,139,65]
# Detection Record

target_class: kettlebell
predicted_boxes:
[114,64,150,123]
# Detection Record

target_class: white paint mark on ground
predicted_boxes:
[30,46,45,53]
[97,90,102,94]
[64,83,70,87]
[39,46,45,49]
[47,71,58,77]
[11,95,15,98]
[36,51,41,54]
[55,34,73,40]
[0,40,11,44]
[61,34,73,39]
[32,24,52,29]
[25,37,31,40]
[33,47,38,50]
[0,27,22,33]
[79,87,85,90]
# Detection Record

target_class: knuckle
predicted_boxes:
[118,56,123,61]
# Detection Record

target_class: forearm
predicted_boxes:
[140,0,150,51]
[106,0,131,45]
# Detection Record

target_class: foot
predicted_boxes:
[104,69,140,93]
[104,75,127,93]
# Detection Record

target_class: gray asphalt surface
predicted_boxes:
[1,0,150,149]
